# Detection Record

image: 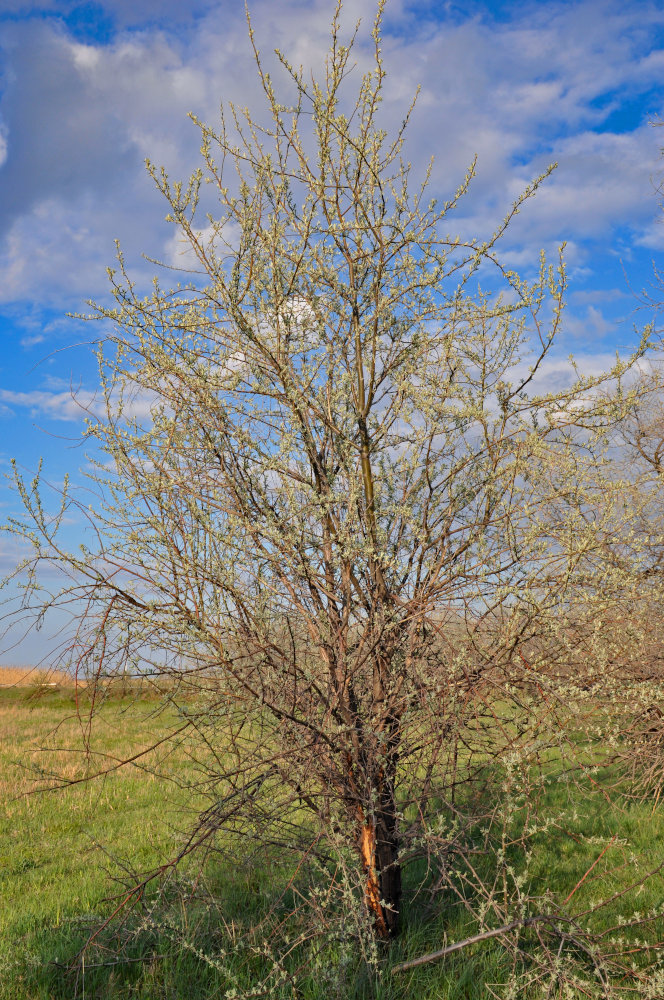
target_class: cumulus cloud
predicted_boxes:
[0,387,102,421]
[0,22,140,232]
[501,127,660,244]
[0,0,661,323]
[563,304,619,345]
[0,381,158,422]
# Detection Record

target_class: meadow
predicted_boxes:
[1,666,663,999]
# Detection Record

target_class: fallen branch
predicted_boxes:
[391,916,553,974]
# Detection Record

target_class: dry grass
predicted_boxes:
[0,664,73,687]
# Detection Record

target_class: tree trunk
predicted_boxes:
[358,772,401,938]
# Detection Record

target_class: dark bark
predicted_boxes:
[376,792,401,937]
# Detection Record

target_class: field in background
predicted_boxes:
[0,665,75,687]
[1,671,664,999]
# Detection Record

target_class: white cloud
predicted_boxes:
[19,332,45,349]
[163,221,241,271]
[0,0,661,319]
[563,305,616,345]
[635,216,664,250]
[0,383,157,422]
[0,388,100,421]
[502,127,660,241]
[571,287,628,305]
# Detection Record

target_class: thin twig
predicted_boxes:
[52,954,164,972]
[563,834,617,904]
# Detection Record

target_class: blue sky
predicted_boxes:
[0,0,663,663]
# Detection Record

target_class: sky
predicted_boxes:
[0,0,663,663]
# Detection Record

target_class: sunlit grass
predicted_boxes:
[1,682,663,999]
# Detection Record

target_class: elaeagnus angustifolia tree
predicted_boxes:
[6,1,662,989]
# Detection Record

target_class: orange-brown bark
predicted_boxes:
[358,814,391,939]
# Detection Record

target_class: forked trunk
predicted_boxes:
[357,778,401,938]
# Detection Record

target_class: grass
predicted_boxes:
[0,675,198,999]
[1,669,663,999]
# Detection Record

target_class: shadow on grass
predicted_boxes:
[4,853,511,1000]
[5,750,662,1000]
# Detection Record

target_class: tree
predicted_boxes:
[5,0,656,971]
[593,371,664,806]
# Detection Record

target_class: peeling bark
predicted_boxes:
[357,780,401,939]
[359,815,391,939]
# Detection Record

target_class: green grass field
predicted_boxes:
[1,678,663,999]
